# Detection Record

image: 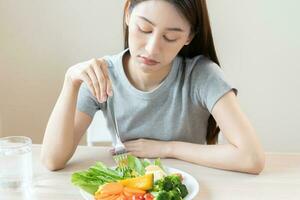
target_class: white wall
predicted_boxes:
[0,0,124,142]
[207,0,300,152]
[0,1,299,152]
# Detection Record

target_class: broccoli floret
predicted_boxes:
[169,175,182,187]
[169,189,182,200]
[153,175,189,199]
[178,184,188,198]
[162,176,175,191]
[153,179,163,191]
[153,177,173,192]
[154,175,185,191]
[156,191,171,200]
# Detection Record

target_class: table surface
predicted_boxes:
[2,145,300,200]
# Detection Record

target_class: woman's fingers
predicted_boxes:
[70,58,111,103]
[90,59,105,102]
[80,71,96,98]
[106,79,113,97]
[86,66,101,102]
[93,59,112,102]
[99,60,113,97]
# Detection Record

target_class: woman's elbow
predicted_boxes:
[40,153,66,171]
[245,151,266,175]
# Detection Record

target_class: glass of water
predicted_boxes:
[0,136,32,190]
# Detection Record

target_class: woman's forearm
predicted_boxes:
[167,141,265,174]
[41,78,79,170]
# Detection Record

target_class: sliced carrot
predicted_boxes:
[123,190,133,198]
[95,192,110,199]
[116,193,128,200]
[123,187,146,195]
[95,194,119,200]
[96,192,115,199]
[101,182,124,195]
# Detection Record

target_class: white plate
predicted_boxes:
[79,166,199,200]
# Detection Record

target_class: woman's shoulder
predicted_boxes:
[181,54,222,78]
[182,55,237,112]
[185,54,218,69]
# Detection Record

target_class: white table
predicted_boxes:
[2,145,300,200]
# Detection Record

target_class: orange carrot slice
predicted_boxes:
[123,190,133,198]
[124,187,146,195]
[116,193,128,200]
[101,182,124,195]
[95,192,110,199]
[95,194,119,200]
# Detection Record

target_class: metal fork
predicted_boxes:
[111,102,128,171]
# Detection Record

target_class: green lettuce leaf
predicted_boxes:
[71,162,123,195]
[127,155,145,176]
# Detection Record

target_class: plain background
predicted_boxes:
[0,0,299,152]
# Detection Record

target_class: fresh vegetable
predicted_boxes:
[97,182,124,195]
[95,182,123,200]
[145,165,167,182]
[71,162,123,194]
[127,155,146,176]
[119,173,153,190]
[155,191,170,200]
[71,155,189,199]
[95,182,151,200]
[124,186,146,195]
[144,193,154,200]
[151,175,188,199]
[171,173,183,182]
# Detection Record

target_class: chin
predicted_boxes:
[139,64,161,73]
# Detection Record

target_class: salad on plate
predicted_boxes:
[71,155,197,200]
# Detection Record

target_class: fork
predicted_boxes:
[111,102,128,171]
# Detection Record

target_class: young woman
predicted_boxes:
[41,0,265,174]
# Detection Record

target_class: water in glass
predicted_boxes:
[0,136,32,190]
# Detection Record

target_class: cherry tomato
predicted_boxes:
[144,193,154,200]
[132,194,144,200]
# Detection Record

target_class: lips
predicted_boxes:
[138,56,159,65]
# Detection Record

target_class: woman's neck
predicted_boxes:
[123,52,171,92]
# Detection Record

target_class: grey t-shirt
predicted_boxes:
[77,49,237,144]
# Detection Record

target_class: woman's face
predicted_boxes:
[126,0,193,73]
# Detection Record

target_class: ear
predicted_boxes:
[124,0,131,26]
[185,33,195,46]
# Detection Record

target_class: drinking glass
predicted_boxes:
[0,136,32,190]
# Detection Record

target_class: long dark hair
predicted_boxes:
[123,0,220,144]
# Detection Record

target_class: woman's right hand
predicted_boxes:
[65,58,112,103]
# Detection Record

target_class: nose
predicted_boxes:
[145,34,161,56]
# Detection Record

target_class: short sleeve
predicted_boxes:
[76,83,101,118]
[191,57,238,113]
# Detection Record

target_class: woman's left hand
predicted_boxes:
[124,139,171,158]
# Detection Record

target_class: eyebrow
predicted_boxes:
[137,15,184,32]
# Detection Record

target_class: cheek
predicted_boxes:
[161,42,185,64]
[128,26,144,47]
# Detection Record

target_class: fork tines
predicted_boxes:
[113,152,128,171]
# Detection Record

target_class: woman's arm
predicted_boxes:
[41,79,92,171]
[169,91,265,174]
[41,59,112,171]
[125,91,265,174]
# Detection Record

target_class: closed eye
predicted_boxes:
[137,26,152,34]
[163,36,177,42]
[138,26,178,43]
